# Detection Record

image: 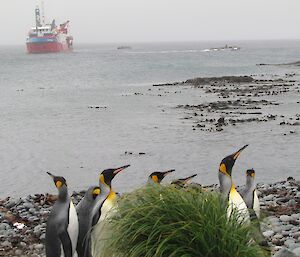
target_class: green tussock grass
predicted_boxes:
[94,185,267,257]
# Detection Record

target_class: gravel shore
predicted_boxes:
[0,178,299,256]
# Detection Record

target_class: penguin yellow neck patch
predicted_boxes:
[56,181,63,188]
[230,183,236,193]
[107,191,117,201]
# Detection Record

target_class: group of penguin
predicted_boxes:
[45,144,261,257]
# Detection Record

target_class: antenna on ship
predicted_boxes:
[41,0,45,25]
[35,5,41,30]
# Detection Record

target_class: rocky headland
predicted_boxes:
[153,75,300,133]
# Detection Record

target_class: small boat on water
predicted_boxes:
[209,45,240,52]
[26,2,73,54]
[117,46,132,50]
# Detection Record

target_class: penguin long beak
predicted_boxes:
[113,164,130,175]
[183,174,197,183]
[46,172,55,179]
[163,169,175,177]
[233,144,248,160]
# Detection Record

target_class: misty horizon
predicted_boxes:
[1,38,300,47]
[0,0,300,45]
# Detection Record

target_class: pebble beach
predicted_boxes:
[0,177,299,256]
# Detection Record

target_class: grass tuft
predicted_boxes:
[93,185,267,257]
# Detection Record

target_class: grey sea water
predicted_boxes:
[0,40,299,197]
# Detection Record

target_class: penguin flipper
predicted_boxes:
[59,230,73,257]
[83,234,92,257]
[92,207,101,226]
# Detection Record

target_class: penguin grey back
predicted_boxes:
[240,173,256,208]
[75,183,109,257]
[76,186,101,257]
[91,184,110,226]
[45,172,78,257]
[240,169,260,219]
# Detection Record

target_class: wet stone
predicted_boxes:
[274,227,283,233]
[23,203,34,209]
[15,249,23,255]
[273,248,298,257]
[34,243,44,250]
[263,230,275,237]
[20,241,27,247]
[285,238,296,247]
[280,215,293,222]
[291,213,300,219]
[1,240,12,247]
[293,247,300,256]
[289,243,300,250]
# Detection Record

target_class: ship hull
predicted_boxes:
[26,42,70,54]
[26,37,71,54]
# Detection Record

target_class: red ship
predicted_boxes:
[26,3,73,54]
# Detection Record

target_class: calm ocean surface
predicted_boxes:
[0,40,299,197]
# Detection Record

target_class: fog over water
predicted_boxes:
[0,0,300,45]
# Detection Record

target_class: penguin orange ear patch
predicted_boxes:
[152,175,158,183]
[219,164,228,175]
[93,188,101,195]
[99,174,105,184]
[56,181,63,188]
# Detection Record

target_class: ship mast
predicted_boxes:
[41,0,45,25]
[35,5,41,30]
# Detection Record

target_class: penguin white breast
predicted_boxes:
[67,201,79,256]
[228,187,250,223]
[100,198,116,222]
[253,190,260,219]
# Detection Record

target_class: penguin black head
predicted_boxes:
[219,145,248,177]
[47,172,67,188]
[246,168,255,178]
[149,169,175,183]
[99,164,130,188]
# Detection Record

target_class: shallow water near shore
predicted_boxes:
[0,40,299,197]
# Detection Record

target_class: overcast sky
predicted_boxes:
[0,0,300,45]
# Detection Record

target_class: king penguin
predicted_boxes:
[76,186,107,257]
[218,145,250,222]
[45,172,79,257]
[90,165,130,257]
[240,168,260,219]
[171,174,197,187]
[97,164,130,223]
[240,169,270,251]
[147,169,175,184]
